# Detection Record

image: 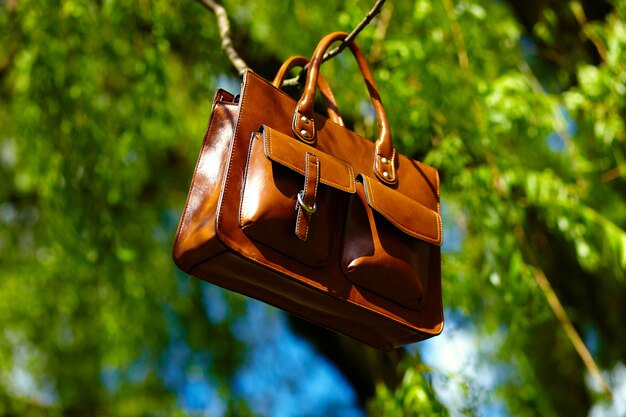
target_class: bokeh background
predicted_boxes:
[1,0,625,416]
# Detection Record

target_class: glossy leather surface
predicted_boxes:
[172,89,235,270]
[173,34,443,349]
[342,182,430,310]
[239,133,339,267]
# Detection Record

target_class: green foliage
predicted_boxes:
[0,0,245,414]
[1,0,625,416]
[369,365,449,417]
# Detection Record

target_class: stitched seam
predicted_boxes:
[435,169,443,244]
[302,153,312,241]
[295,153,310,241]
[313,155,320,207]
[303,153,320,241]
[174,103,219,248]
[307,111,315,139]
[367,177,439,242]
[216,74,249,237]
[295,205,304,240]
[347,161,355,192]
[321,173,353,192]
[302,154,313,241]
[265,129,354,192]
[239,135,258,228]
[363,177,441,244]
[390,148,397,180]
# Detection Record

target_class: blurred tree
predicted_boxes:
[0,0,625,416]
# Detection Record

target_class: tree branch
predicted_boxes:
[196,0,386,80]
[530,265,612,397]
[365,0,393,64]
[322,0,387,64]
[442,0,470,73]
[515,226,613,398]
[195,0,249,75]
[569,0,608,63]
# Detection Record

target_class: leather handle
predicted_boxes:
[273,56,344,127]
[293,32,397,185]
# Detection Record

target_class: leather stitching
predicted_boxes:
[239,134,258,228]
[305,153,320,241]
[294,152,307,240]
[174,100,221,258]
[216,73,250,240]
[295,152,320,241]
[300,153,312,241]
[362,176,441,244]
[295,202,303,239]
[390,147,397,180]
[364,176,440,243]
[435,169,443,244]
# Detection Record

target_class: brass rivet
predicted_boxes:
[300,115,309,124]
[300,129,310,138]
[381,157,389,164]
[382,171,390,179]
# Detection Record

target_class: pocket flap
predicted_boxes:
[260,125,442,246]
[360,175,442,246]
[261,125,356,193]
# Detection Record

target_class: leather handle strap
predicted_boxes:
[292,32,397,185]
[273,56,344,127]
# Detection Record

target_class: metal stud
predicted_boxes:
[300,129,310,138]
[381,157,389,164]
[300,115,310,124]
[382,171,390,179]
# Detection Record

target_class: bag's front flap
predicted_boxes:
[260,125,442,246]
[359,174,442,246]
[262,125,355,193]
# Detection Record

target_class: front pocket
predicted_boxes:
[239,129,351,267]
[341,177,442,310]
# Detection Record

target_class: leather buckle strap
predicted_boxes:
[295,152,320,241]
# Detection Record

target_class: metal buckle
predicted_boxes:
[297,190,316,214]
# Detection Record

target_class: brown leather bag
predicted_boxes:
[173,32,443,350]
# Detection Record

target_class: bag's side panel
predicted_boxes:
[173,91,239,272]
